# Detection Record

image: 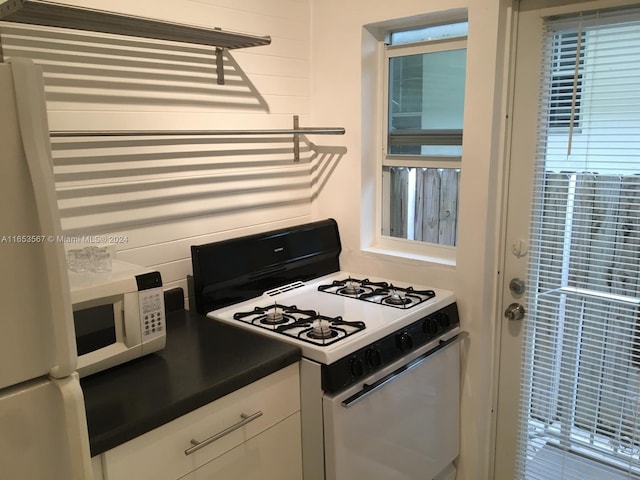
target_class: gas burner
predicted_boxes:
[308,319,339,340]
[318,277,388,298]
[384,291,411,306]
[359,285,436,309]
[233,304,313,328]
[340,279,364,296]
[262,304,288,325]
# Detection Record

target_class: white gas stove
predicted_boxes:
[191,219,463,480]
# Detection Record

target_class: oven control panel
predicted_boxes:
[321,302,460,394]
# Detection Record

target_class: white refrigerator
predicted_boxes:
[0,58,93,479]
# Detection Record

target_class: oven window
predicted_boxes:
[73,304,117,355]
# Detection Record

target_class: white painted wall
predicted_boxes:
[0,0,318,298]
[308,1,511,478]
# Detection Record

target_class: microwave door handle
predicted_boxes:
[120,302,128,343]
[123,295,142,347]
[10,58,76,377]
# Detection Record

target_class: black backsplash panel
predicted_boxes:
[191,219,341,314]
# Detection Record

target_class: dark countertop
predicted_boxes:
[80,299,301,456]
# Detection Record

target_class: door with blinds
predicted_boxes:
[495,1,640,479]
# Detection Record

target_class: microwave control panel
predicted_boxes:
[137,272,165,340]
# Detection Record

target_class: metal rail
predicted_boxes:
[49,116,346,162]
[49,128,346,138]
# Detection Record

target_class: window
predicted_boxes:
[381,22,467,248]
[518,7,640,479]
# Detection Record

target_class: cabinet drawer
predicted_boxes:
[103,363,300,480]
[181,413,302,480]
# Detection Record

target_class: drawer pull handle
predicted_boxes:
[184,411,263,455]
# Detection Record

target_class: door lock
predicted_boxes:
[509,278,526,295]
[504,303,525,321]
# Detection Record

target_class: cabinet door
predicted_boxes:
[103,364,300,480]
[185,413,302,480]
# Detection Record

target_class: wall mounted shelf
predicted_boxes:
[0,0,271,83]
[50,116,346,162]
[0,3,346,160]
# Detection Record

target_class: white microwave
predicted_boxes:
[68,260,166,377]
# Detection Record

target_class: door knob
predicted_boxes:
[504,303,525,321]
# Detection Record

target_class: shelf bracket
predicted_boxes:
[293,115,300,162]
[216,47,225,85]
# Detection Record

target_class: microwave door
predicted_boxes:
[74,303,119,356]
[0,59,77,390]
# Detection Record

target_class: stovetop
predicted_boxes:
[208,271,456,365]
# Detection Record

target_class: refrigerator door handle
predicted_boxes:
[9,57,77,377]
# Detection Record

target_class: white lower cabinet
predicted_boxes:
[100,364,301,480]
[182,413,301,480]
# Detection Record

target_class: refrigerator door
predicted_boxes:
[0,374,93,480]
[0,59,77,389]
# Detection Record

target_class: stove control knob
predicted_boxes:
[365,348,382,369]
[349,357,364,379]
[438,312,451,329]
[396,332,413,352]
[423,317,440,335]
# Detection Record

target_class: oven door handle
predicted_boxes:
[341,331,468,408]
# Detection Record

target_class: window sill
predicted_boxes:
[362,239,456,268]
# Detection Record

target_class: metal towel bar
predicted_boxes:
[49,116,346,162]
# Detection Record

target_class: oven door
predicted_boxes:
[322,334,463,480]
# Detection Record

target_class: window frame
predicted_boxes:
[384,37,467,157]
[373,31,466,264]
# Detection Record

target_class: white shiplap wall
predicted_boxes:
[0,0,342,299]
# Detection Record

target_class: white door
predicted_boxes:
[492,4,538,477]
[494,1,640,479]
[0,59,76,387]
[0,375,93,480]
[323,339,460,480]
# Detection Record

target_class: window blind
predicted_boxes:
[517,6,640,480]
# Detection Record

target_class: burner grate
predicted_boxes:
[232,303,366,346]
[317,278,436,308]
